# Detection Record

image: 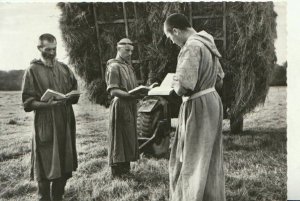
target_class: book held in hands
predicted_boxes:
[128,73,175,96]
[128,82,159,95]
[148,73,175,96]
[41,89,81,102]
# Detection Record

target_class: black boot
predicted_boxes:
[37,180,51,201]
[51,177,67,201]
[111,165,122,178]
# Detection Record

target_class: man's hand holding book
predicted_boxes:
[41,89,81,106]
[129,82,159,99]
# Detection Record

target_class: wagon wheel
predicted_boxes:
[230,115,244,134]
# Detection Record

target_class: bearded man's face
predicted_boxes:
[39,40,57,60]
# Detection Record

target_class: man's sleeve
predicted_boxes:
[21,68,37,112]
[173,45,201,96]
[217,60,225,79]
[106,64,121,93]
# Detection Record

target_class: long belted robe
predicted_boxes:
[22,59,78,181]
[169,31,226,201]
[105,57,139,166]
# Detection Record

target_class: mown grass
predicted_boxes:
[0,87,286,201]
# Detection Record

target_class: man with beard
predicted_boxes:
[105,38,140,178]
[164,14,226,201]
[22,33,79,201]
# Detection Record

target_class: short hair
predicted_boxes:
[38,33,56,47]
[117,38,134,51]
[117,38,133,46]
[164,13,191,33]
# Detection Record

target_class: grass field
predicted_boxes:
[0,86,286,201]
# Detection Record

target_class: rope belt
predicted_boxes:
[182,87,216,102]
[180,87,216,162]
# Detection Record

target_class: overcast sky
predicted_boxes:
[0,3,67,70]
[0,2,287,71]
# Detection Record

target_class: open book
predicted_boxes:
[147,73,175,96]
[129,73,175,96]
[129,82,159,95]
[41,89,81,102]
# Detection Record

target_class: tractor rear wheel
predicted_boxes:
[137,109,162,138]
[137,108,170,157]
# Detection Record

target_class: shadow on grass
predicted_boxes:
[223,128,286,152]
[77,158,107,175]
[224,127,286,136]
[223,127,287,201]
[225,174,286,201]
[0,181,36,199]
[0,148,31,162]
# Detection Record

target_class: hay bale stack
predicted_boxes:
[57,2,277,118]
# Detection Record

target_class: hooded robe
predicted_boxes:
[169,31,226,201]
[105,57,140,166]
[21,59,78,181]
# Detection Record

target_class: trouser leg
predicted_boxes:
[37,179,51,201]
[51,177,67,201]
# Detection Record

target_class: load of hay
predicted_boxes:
[58,2,277,118]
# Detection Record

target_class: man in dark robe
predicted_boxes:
[21,33,79,201]
[105,38,140,178]
[164,14,226,201]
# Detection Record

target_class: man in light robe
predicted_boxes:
[22,33,79,201]
[105,38,140,178]
[164,13,226,201]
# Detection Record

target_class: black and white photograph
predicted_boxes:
[0,1,292,201]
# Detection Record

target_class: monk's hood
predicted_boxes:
[187,31,222,58]
[107,56,130,66]
[107,58,123,65]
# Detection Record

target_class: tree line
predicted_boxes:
[270,61,287,86]
[0,70,25,91]
[0,62,287,91]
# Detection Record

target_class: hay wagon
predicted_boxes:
[58,2,276,134]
